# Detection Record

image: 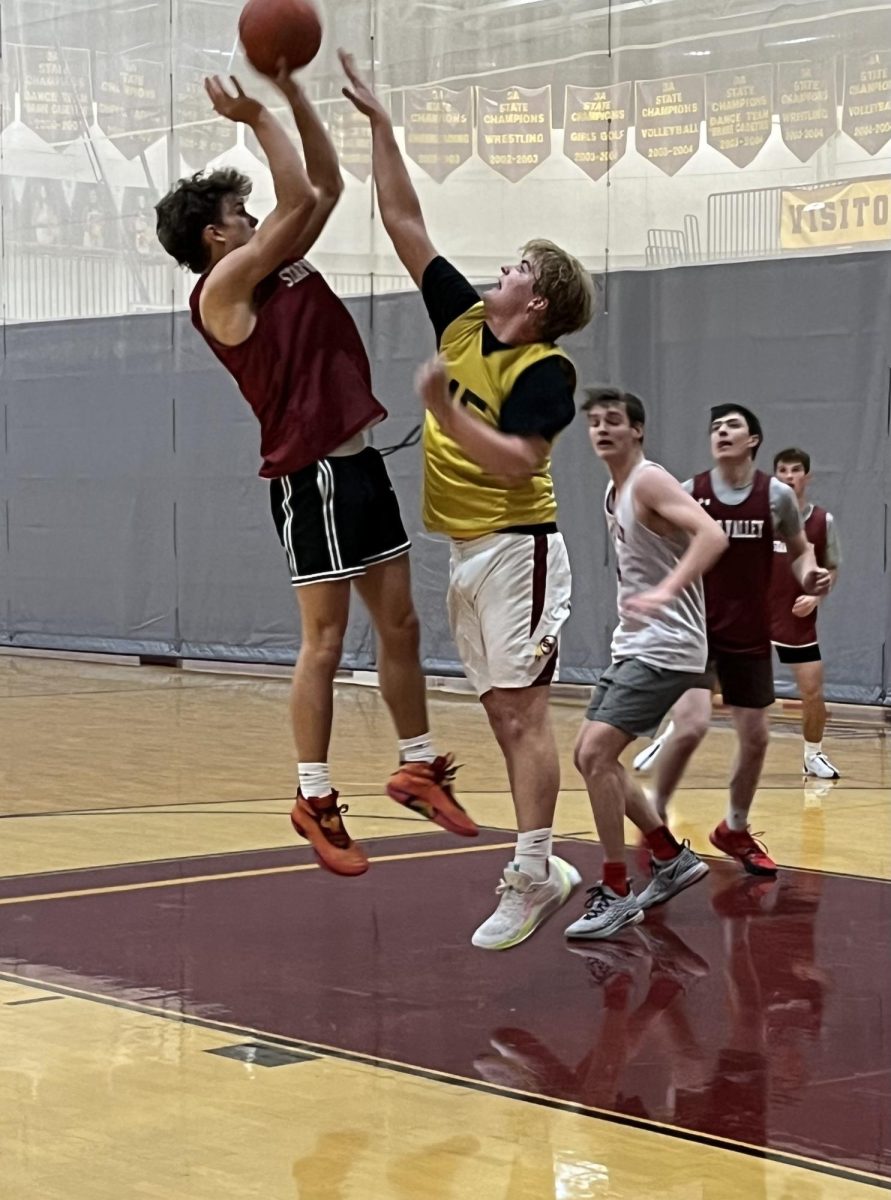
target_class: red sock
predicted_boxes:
[645,824,682,862]
[602,861,629,896]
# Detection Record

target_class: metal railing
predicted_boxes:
[0,245,415,323]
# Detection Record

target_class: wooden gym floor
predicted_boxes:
[0,653,889,1198]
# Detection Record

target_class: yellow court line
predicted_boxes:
[2,970,889,1190]
[0,840,518,907]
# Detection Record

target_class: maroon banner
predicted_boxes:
[404,87,473,182]
[177,67,236,170]
[329,101,372,183]
[563,83,631,181]
[635,75,703,176]
[95,54,166,160]
[17,44,92,146]
[777,60,838,162]
[705,65,773,167]
[842,51,891,155]
[477,85,551,182]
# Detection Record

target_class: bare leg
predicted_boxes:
[792,660,827,744]
[354,553,428,739]
[481,685,560,831]
[650,688,712,818]
[291,580,351,762]
[727,705,770,823]
[573,721,663,861]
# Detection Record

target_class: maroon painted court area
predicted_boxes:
[1,831,889,1178]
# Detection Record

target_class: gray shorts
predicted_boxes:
[585,658,712,739]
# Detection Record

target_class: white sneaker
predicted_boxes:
[471,855,582,951]
[804,751,840,780]
[564,884,644,940]
[632,721,674,773]
[637,842,709,911]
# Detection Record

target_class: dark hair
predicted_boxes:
[710,403,763,459]
[582,386,646,428]
[155,168,252,273]
[774,446,811,474]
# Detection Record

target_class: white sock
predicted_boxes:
[514,828,552,882]
[658,720,676,744]
[298,762,332,798]
[398,733,436,764]
[726,806,749,832]
[804,740,822,758]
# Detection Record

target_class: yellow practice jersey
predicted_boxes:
[423,302,576,538]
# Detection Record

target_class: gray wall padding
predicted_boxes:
[1,251,889,703]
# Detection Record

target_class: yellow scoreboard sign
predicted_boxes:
[781,176,891,249]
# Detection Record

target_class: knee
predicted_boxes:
[573,730,620,780]
[672,717,709,751]
[300,623,345,674]
[740,719,770,756]
[378,604,421,654]
[486,696,535,747]
[799,680,823,704]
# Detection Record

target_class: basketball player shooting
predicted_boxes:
[155,65,476,878]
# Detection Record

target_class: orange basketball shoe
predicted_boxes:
[386,754,478,837]
[290,791,369,876]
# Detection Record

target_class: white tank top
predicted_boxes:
[606,459,708,672]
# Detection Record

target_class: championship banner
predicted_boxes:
[635,74,703,176]
[16,45,92,146]
[95,54,166,159]
[842,51,891,155]
[178,67,236,170]
[404,87,473,182]
[477,85,551,182]
[705,65,772,167]
[328,102,372,183]
[777,60,837,162]
[780,176,891,249]
[563,83,631,181]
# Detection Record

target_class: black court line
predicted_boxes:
[0,969,886,1192]
[1,778,883,824]
[5,996,65,1006]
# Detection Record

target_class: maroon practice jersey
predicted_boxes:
[769,505,828,646]
[693,469,774,656]
[190,259,386,478]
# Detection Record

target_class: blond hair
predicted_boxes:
[523,238,597,342]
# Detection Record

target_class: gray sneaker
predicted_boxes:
[637,841,709,911]
[564,884,644,940]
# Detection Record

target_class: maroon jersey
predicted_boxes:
[693,469,774,656]
[769,505,828,646]
[190,259,386,478]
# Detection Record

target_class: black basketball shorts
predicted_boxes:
[270,447,410,587]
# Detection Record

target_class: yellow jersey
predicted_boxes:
[423,301,576,538]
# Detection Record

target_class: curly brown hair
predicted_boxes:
[155,168,252,273]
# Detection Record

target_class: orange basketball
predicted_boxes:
[238,0,322,76]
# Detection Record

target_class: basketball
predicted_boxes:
[238,0,323,76]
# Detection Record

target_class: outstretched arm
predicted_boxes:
[199,74,339,344]
[340,49,437,286]
[275,70,343,200]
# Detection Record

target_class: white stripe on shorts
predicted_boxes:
[316,461,343,571]
[281,476,299,578]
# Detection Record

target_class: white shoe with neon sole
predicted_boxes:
[471,856,582,951]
